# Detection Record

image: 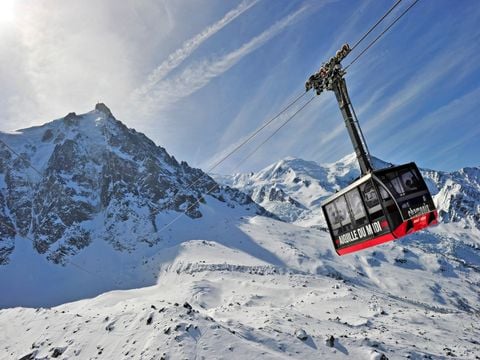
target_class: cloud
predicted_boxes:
[138,4,310,116]
[132,0,259,101]
[0,0,179,130]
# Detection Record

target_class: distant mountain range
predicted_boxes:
[214,154,480,232]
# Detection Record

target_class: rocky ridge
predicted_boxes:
[0,104,265,265]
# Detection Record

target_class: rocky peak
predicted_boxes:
[64,112,79,126]
[95,102,113,117]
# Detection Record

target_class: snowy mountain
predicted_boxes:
[0,103,266,267]
[215,154,480,231]
[422,166,480,230]
[0,104,271,306]
[1,107,479,359]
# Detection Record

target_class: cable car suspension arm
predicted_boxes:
[305,44,373,175]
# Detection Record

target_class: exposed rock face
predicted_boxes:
[423,166,480,229]
[0,104,263,264]
[0,143,29,264]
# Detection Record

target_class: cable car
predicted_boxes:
[322,163,437,255]
[306,44,438,255]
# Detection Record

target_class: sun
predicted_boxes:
[0,0,16,25]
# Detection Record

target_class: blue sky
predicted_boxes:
[0,0,479,174]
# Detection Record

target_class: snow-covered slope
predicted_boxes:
[1,216,479,359]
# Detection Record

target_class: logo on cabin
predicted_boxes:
[407,204,430,218]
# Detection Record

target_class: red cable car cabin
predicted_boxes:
[306,44,438,255]
[322,162,438,256]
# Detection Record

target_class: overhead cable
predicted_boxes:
[349,0,404,52]
[182,90,309,194]
[345,0,421,70]
[236,95,316,169]
[0,138,43,176]
[156,95,316,234]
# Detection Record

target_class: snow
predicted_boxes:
[1,107,479,358]
[1,209,479,358]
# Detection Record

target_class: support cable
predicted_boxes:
[235,95,316,169]
[155,95,316,234]
[206,91,308,173]
[345,0,421,70]
[0,217,109,282]
[349,0,403,52]
[182,90,308,193]
[0,138,43,177]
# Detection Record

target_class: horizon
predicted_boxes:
[1,0,479,173]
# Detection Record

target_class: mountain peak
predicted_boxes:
[94,102,113,117]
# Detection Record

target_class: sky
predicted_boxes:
[0,0,479,174]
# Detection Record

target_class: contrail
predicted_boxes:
[133,0,259,99]
[144,5,310,113]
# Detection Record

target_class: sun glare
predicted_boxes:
[0,0,16,25]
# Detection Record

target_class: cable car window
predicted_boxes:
[374,179,403,227]
[334,196,350,227]
[389,176,404,196]
[360,180,385,224]
[381,168,424,198]
[325,203,340,230]
[401,170,420,191]
[361,181,378,208]
[325,195,351,231]
[379,185,390,200]
[346,188,366,221]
